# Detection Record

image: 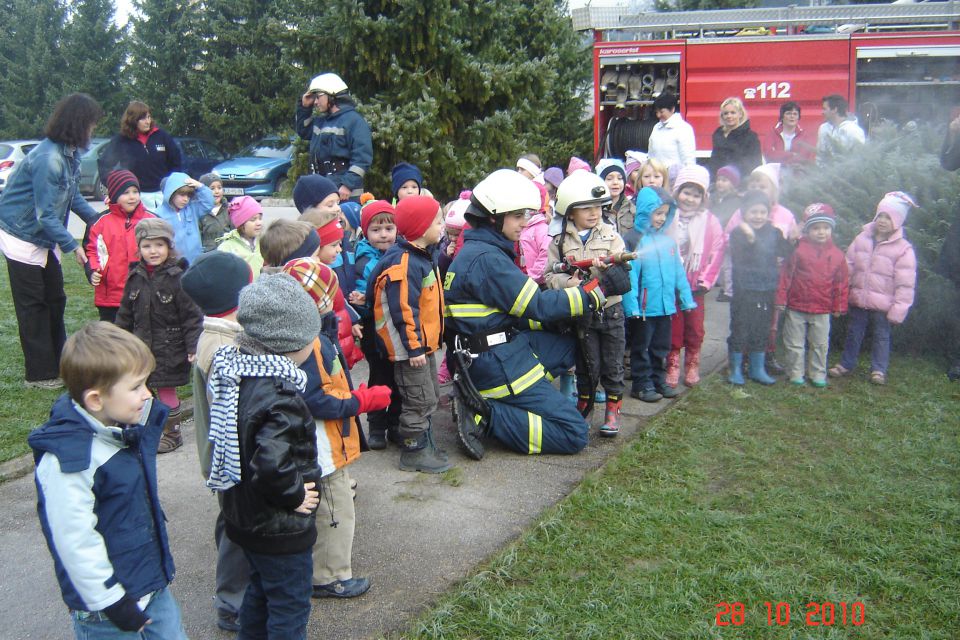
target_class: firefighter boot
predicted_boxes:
[452,393,487,461]
[748,352,777,385]
[158,407,183,454]
[665,349,681,387]
[599,396,622,437]
[399,428,452,474]
[683,347,702,387]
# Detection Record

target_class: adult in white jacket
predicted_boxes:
[647,92,697,169]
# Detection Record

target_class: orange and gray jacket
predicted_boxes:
[367,239,444,361]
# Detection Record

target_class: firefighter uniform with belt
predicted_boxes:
[444,170,605,457]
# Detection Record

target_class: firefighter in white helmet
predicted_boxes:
[443,169,607,460]
[296,73,372,201]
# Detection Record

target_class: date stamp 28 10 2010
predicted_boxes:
[715,601,866,627]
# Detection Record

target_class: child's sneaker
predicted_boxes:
[810,379,827,388]
[828,364,850,378]
[869,371,886,385]
[789,378,805,386]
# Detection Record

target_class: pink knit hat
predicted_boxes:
[749,163,782,193]
[672,165,710,196]
[444,191,471,230]
[875,191,917,229]
[567,156,591,175]
[228,196,262,228]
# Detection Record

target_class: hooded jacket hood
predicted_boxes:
[634,186,676,234]
[161,171,191,208]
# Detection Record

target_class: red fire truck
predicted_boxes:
[573,2,960,161]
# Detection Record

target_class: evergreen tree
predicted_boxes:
[279,0,591,198]
[129,0,204,135]
[60,0,130,132]
[195,0,297,153]
[0,0,68,138]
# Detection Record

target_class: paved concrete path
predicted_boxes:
[1,220,731,638]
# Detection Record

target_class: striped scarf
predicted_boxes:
[206,344,307,491]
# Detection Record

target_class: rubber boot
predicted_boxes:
[367,428,387,450]
[558,372,576,403]
[576,394,592,419]
[684,347,701,387]
[158,407,183,454]
[599,397,621,437]
[728,352,745,386]
[665,349,681,387]
[399,428,452,474]
[748,352,777,385]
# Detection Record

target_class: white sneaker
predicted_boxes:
[25,378,63,390]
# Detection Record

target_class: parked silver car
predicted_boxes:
[0,140,42,192]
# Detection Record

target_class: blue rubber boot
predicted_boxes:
[728,352,745,385]
[558,372,577,403]
[748,352,776,385]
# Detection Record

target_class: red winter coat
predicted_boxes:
[763,122,816,167]
[776,237,848,314]
[85,203,156,307]
[334,288,364,368]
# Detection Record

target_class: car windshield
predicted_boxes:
[237,138,292,159]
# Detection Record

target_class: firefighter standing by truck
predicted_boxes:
[443,170,608,460]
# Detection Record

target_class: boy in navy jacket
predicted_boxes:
[29,322,186,638]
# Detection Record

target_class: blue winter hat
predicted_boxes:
[293,174,338,213]
[391,162,422,198]
[596,158,626,181]
[340,201,362,231]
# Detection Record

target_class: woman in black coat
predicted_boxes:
[709,97,763,180]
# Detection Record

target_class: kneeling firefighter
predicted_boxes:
[444,169,608,459]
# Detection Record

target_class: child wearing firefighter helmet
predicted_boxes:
[545,171,631,436]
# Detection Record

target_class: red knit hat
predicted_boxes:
[317,218,344,247]
[395,195,441,241]
[105,170,139,203]
[360,200,396,236]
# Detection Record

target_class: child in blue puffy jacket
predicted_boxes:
[154,172,213,263]
[622,187,696,402]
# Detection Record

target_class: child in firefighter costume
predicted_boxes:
[444,169,608,459]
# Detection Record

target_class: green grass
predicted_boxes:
[0,258,97,462]
[402,359,960,639]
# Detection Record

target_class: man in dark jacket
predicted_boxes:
[939,114,960,380]
[296,73,373,202]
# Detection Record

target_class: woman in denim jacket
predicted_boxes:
[0,93,103,387]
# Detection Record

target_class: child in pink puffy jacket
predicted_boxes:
[519,181,552,285]
[829,192,917,385]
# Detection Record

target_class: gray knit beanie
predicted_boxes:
[237,273,320,354]
[199,172,222,187]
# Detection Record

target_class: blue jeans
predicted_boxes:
[239,548,313,640]
[839,306,891,374]
[71,587,187,639]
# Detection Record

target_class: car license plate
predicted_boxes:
[223,188,245,196]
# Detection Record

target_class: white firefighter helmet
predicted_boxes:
[307,73,348,96]
[468,169,540,218]
[555,170,612,217]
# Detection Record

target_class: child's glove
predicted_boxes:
[103,594,150,632]
[352,383,392,413]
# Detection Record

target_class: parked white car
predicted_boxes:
[0,140,41,192]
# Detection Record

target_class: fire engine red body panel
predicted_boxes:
[592,31,960,160]
[684,39,850,152]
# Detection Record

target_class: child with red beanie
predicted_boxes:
[85,170,156,322]
[367,195,449,473]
